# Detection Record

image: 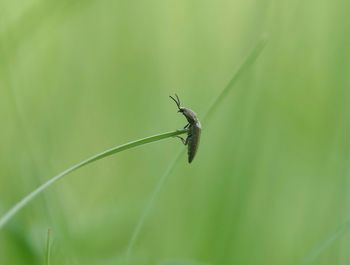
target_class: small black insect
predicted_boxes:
[170,94,202,163]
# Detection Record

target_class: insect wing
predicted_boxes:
[188,122,201,163]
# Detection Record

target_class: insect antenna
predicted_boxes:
[169,94,181,110]
[175,94,181,106]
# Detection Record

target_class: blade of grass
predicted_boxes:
[45,229,52,265]
[300,220,350,265]
[124,39,267,264]
[0,129,187,229]
[203,39,267,122]
[125,148,186,262]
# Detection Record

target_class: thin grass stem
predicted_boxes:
[0,129,187,229]
[45,228,52,265]
[300,220,350,265]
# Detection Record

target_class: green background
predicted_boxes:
[1,0,350,264]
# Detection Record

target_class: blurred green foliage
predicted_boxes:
[1,0,350,264]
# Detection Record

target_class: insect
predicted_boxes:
[170,94,201,163]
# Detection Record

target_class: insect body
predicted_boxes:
[170,94,201,163]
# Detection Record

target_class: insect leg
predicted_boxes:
[184,123,190,129]
[175,136,188,145]
[181,133,191,145]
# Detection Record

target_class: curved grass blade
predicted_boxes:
[0,129,187,229]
